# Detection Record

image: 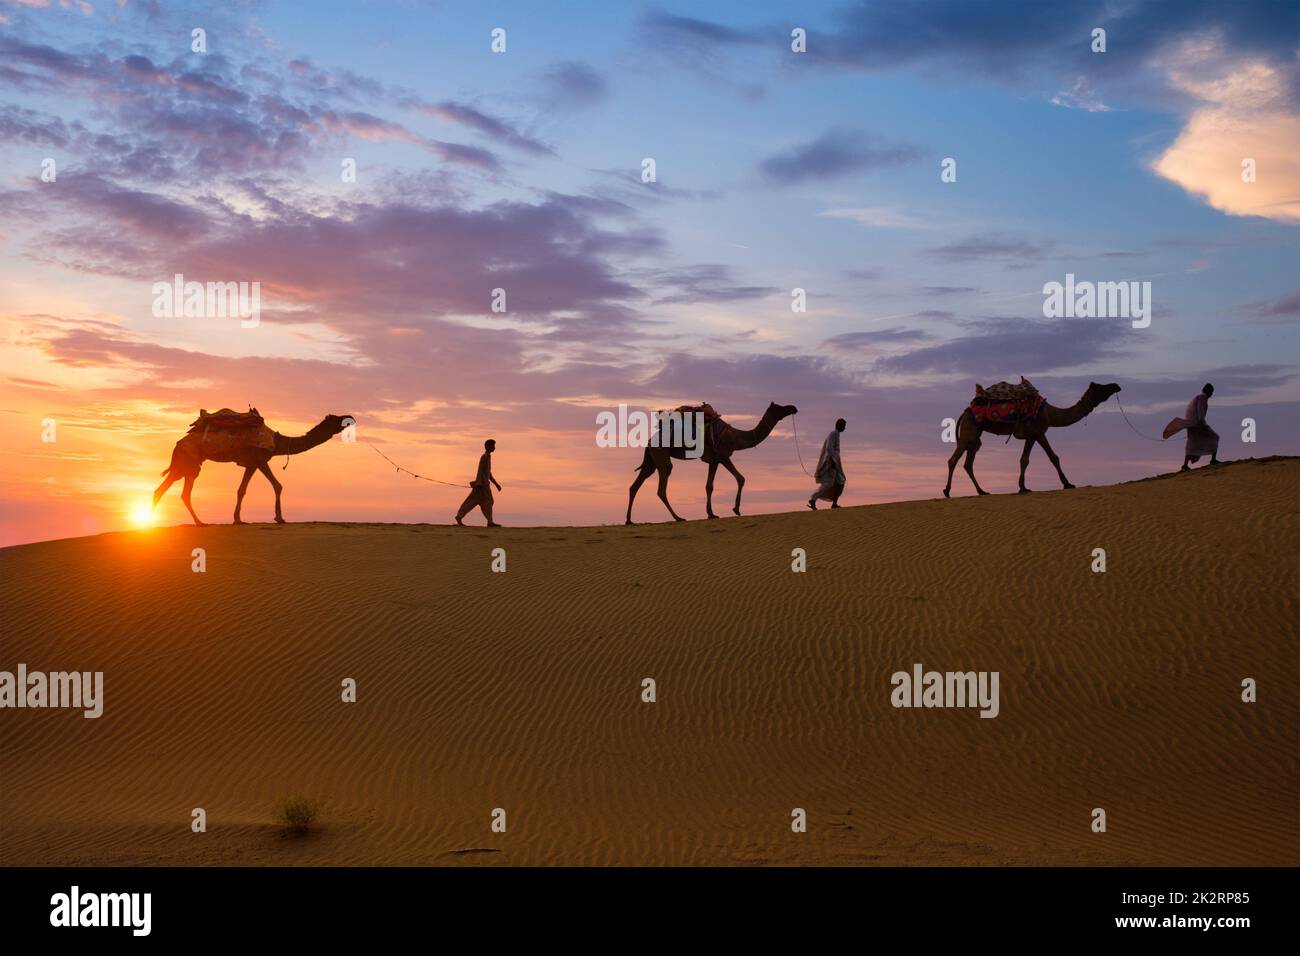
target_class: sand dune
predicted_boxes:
[1,457,1296,866]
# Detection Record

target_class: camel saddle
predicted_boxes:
[969,378,1046,426]
[675,403,729,445]
[189,407,265,431]
[178,407,276,460]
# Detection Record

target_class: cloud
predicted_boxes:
[875,317,1131,376]
[415,100,553,156]
[819,206,929,229]
[925,233,1054,268]
[634,9,767,101]
[758,128,922,184]
[637,10,763,50]
[825,328,935,350]
[645,264,778,306]
[1151,40,1300,224]
[1236,288,1300,325]
[1051,77,1112,113]
[537,62,607,109]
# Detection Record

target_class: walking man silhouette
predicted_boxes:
[1163,384,1221,470]
[808,418,846,510]
[455,439,502,526]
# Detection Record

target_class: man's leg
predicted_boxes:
[809,480,826,509]
[455,488,480,525]
[830,480,845,508]
[482,492,499,527]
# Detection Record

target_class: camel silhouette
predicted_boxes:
[153,414,354,525]
[626,401,797,524]
[943,382,1120,497]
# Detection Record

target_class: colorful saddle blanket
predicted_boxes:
[969,379,1045,425]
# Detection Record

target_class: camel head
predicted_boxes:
[320,414,356,435]
[1086,382,1121,407]
[767,401,799,421]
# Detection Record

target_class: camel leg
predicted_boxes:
[1036,433,1074,489]
[153,473,178,509]
[963,447,989,496]
[705,460,719,519]
[626,453,656,525]
[720,457,745,515]
[1017,437,1037,493]
[943,443,963,498]
[180,476,205,526]
[656,460,685,522]
[258,462,284,523]
[233,465,256,524]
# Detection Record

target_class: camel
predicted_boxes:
[943,381,1120,497]
[153,413,354,525]
[626,401,798,524]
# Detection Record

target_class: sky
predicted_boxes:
[1,0,1297,546]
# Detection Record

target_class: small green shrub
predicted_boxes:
[272,795,323,833]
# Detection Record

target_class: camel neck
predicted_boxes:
[1045,394,1095,428]
[275,421,334,456]
[728,410,780,450]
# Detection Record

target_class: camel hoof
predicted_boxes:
[1018,488,1032,494]
[1063,482,1075,490]
[942,488,950,498]
[977,490,990,497]
[674,516,686,523]
[732,508,741,516]
[625,520,634,526]
[707,514,719,520]
[233,519,244,525]
[274,516,286,524]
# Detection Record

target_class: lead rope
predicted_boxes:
[791,414,815,477]
[1112,395,1166,442]
[363,439,468,487]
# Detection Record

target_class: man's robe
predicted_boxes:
[1163,393,1219,461]
[812,430,845,500]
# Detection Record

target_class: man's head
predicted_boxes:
[835,418,846,432]
[1202,383,1214,397]
[484,439,496,452]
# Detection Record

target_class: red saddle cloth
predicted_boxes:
[968,380,1045,425]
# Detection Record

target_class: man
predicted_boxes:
[1163,384,1220,470]
[808,418,846,510]
[455,438,502,526]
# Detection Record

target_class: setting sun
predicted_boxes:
[129,503,154,529]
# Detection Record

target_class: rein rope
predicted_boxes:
[790,414,815,477]
[1111,395,1166,443]
[363,439,470,487]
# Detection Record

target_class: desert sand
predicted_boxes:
[1,457,1296,866]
